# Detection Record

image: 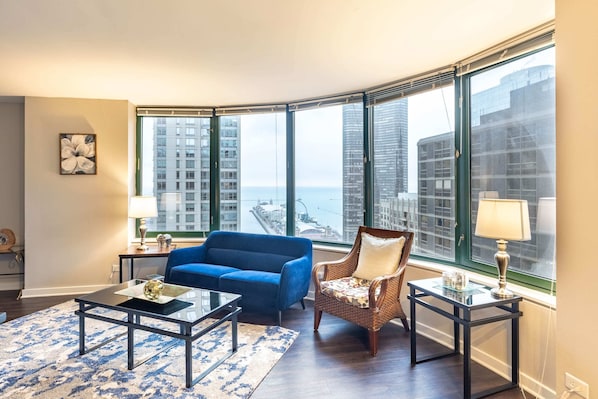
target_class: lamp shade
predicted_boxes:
[475,199,531,241]
[128,196,158,218]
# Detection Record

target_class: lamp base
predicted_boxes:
[490,286,514,299]
[136,244,150,251]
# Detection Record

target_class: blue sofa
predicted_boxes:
[164,231,313,325]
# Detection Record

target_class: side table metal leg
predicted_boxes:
[463,310,472,399]
[410,287,417,365]
[119,257,124,283]
[512,302,520,386]
[453,305,460,354]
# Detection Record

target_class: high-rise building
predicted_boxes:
[342,104,364,242]
[372,100,409,227]
[470,66,556,275]
[416,131,455,260]
[342,100,409,242]
[219,116,241,231]
[151,116,240,233]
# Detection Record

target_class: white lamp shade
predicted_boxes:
[128,196,158,218]
[475,199,531,241]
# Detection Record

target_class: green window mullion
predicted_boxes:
[363,100,373,227]
[210,116,220,232]
[286,106,296,236]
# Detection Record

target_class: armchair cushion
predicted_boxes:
[320,277,379,309]
[352,233,406,281]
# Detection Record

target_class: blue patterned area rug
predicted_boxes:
[0,300,298,398]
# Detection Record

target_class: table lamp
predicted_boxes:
[129,196,158,251]
[474,199,531,298]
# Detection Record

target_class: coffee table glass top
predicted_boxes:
[76,279,241,324]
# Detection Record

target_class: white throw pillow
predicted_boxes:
[352,232,406,281]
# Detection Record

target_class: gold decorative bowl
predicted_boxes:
[143,279,164,300]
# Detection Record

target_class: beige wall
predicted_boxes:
[22,97,133,295]
[555,0,598,395]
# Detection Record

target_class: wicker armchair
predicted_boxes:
[312,226,413,356]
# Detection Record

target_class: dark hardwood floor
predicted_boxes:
[0,290,530,399]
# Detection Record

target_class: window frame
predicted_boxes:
[135,23,555,293]
[455,45,556,292]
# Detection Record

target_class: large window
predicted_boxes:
[294,101,364,244]
[468,47,556,281]
[218,112,286,234]
[370,85,455,260]
[136,25,555,291]
[139,114,211,233]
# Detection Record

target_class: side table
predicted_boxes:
[118,245,175,283]
[0,246,25,299]
[408,277,522,399]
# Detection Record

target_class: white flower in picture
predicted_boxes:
[60,134,97,175]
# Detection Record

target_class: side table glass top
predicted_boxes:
[408,277,522,308]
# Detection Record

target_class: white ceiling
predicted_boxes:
[0,0,554,107]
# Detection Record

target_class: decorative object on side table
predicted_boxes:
[0,228,16,251]
[128,196,158,251]
[59,133,97,175]
[475,198,531,298]
[156,234,173,249]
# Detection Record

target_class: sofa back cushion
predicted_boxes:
[206,248,294,273]
[203,230,312,273]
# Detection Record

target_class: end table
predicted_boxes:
[118,245,175,283]
[408,277,522,399]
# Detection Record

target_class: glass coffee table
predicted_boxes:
[75,279,242,387]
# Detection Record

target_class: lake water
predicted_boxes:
[240,186,343,234]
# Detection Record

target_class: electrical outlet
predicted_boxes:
[565,372,589,398]
[112,264,119,272]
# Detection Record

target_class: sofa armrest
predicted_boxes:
[164,245,207,281]
[278,255,312,309]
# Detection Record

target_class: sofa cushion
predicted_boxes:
[320,277,379,309]
[205,248,294,273]
[352,233,405,281]
[219,270,281,304]
[168,263,240,291]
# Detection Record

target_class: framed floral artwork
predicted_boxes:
[59,133,97,175]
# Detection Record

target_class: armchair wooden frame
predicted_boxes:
[312,226,414,356]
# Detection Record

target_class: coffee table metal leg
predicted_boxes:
[78,304,86,355]
[127,312,135,370]
[184,325,193,388]
[232,310,238,352]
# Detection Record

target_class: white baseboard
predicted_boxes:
[20,284,114,298]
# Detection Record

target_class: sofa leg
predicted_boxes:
[276,311,282,326]
[300,299,306,310]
